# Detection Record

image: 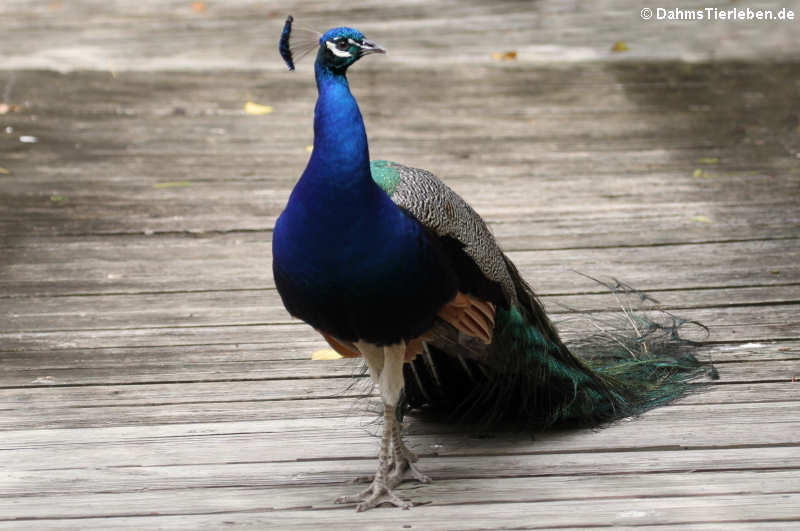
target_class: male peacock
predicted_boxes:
[273,16,702,511]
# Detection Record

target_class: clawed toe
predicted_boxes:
[401,460,432,484]
[336,479,411,511]
[357,488,411,512]
[387,452,431,485]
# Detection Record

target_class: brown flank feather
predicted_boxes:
[319,292,495,361]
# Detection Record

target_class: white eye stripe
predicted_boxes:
[326,40,352,58]
[347,38,359,46]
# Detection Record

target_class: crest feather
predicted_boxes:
[279,15,320,71]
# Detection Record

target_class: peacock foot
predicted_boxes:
[335,474,411,512]
[336,401,429,511]
[388,425,431,485]
[349,423,431,488]
[388,454,431,485]
[350,456,430,489]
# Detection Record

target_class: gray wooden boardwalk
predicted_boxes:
[1,1,799,529]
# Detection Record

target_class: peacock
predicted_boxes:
[272,16,703,511]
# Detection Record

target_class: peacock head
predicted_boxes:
[318,27,385,73]
[279,16,385,73]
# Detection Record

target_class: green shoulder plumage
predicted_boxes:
[370,160,402,197]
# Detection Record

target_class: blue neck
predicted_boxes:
[303,63,371,190]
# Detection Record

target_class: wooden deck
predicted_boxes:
[2,2,800,529]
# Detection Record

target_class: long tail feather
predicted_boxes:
[403,260,707,428]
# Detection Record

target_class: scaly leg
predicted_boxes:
[353,416,431,488]
[335,341,413,511]
[388,421,431,485]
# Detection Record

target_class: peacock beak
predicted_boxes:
[359,39,386,56]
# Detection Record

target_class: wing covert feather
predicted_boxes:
[371,160,517,306]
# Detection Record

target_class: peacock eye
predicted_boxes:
[336,39,350,51]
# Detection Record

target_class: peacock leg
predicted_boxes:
[351,420,430,488]
[388,421,431,485]
[334,341,412,511]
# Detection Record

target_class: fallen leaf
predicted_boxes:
[191,2,206,12]
[697,157,720,164]
[49,194,67,203]
[491,51,517,61]
[311,349,343,360]
[0,167,9,175]
[690,215,711,224]
[692,168,715,178]
[153,181,191,189]
[611,41,629,52]
[244,102,273,115]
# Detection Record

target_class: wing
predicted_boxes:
[371,160,523,358]
[371,160,517,307]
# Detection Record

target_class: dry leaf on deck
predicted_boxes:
[244,102,274,115]
[311,349,343,360]
[611,41,629,52]
[491,51,517,61]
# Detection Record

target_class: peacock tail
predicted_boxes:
[372,159,705,428]
[402,261,705,428]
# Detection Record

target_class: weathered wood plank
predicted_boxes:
[625,525,798,531]
[0,356,366,387]
[3,400,799,474]
[4,440,800,496]
[1,470,798,522]
[2,236,798,297]
[2,304,797,355]
[0,380,797,432]
[3,159,797,238]
[4,284,800,333]
[0,343,796,390]
[1,335,796,377]
[3,201,799,258]
[2,0,800,72]
[0,340,791,392]
[1,490,798,529]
